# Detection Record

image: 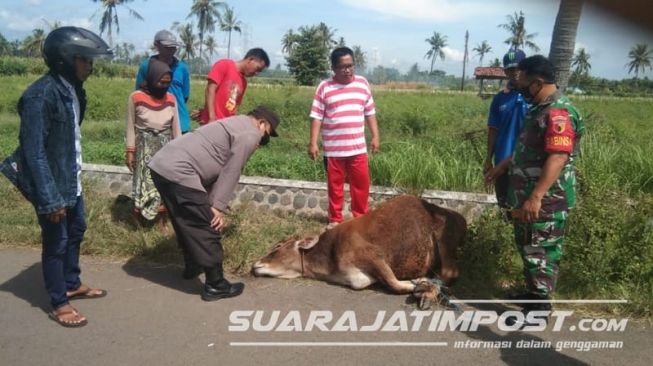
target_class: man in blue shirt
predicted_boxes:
[483,49,528,208]
[136,30,191,133]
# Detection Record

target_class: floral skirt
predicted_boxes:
[132,129,171,220]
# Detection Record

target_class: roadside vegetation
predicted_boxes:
[0,74,651,318]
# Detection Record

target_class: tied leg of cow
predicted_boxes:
[411,278,461,311]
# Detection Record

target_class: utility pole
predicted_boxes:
[461,30,469,92]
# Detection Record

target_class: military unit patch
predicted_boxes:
[545,108,574,153]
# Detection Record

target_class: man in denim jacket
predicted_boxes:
[0,27,112,327]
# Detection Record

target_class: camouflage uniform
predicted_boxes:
[507,90,584,298]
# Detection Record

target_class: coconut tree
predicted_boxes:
[499,11,540,52]
[204,35,217,60]
[548,0,584,91]
[219,5,241,58]
[352,45,366,73]
[424,31,447,73]
[627,44,652,80]
[316,22,337,50]
[281,29,298,54]
[21,28,46,57]
[0,33,12,56]
[570,47,591,88]
[188,0,224,59]
[461,30,469,91]
[572,48,591,76]
[91,0,144,46]
[178,23,197,61]
[41,18,62,31]
[473,40,492,66]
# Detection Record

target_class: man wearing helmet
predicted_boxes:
[0,27,113,327]
[483,49,528,209]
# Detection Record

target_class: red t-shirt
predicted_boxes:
[199,59,246,124]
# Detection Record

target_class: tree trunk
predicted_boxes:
[461,30,469,91]
[227,31,232,58]
[548,0,584,92]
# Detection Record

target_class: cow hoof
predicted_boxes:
[412,280,440,310]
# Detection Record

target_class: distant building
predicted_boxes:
[474,66,507,98]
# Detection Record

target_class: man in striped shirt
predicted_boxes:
[309,47,380,227]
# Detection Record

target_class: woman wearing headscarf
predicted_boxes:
[126,58,181,227]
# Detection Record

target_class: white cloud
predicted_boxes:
[0,9,39,31]
[338,0,489,22]
[25,0,43,5]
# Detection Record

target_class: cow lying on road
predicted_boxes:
[252,195,466,294]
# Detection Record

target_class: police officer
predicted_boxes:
[505,55,584,326]
[1,27,113,327]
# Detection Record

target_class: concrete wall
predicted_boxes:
[83,163,496,222]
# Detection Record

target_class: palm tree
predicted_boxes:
[571,47,591,88]
[91,0,144,47]
[178,23,197,61]
[549,0,584,91]
[121,41,135,62]
[473,40,492,66]
[204,35,217,60]
[627,44,653,79]
[424,31,447,73]
[22,29,46,57]
[461,30,469,91]
[498,11,540,52]
[281,29,298,54]
[0,33,12,56]
[316,22,337,50]
[219,5,241,58]
[41,18,62,31]
[187,0,224,60]
[352,45,366,73]
[572,48,591,76]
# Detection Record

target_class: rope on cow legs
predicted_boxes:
[411,278,462,312]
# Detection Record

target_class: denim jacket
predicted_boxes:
[0,72,86,214]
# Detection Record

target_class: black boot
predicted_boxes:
[505,295,552,328]
[182,252,203,280]
[201,264,244,301]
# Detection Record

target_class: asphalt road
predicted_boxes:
[1,247,650,366]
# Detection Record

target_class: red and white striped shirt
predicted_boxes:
[310,75,376,157]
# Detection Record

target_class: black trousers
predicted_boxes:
[151,170,223,268]
[494,171,510,209]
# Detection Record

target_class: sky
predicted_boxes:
[1,0,652,80]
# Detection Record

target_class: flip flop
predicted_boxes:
[48,308,87,328]
[66,286,108,300]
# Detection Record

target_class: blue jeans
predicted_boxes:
[37,196,86,309]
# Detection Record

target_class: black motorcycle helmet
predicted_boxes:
[43,26,113,78]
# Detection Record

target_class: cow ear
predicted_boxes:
[297,236,319,250]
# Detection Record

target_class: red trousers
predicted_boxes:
[325,154,370,223]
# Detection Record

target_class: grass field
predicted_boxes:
[0,75,651,317]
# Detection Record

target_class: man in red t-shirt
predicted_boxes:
[195,48,270,124]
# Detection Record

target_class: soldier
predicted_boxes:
[488,55,584,327]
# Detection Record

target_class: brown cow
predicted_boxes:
[252,195,466,294]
